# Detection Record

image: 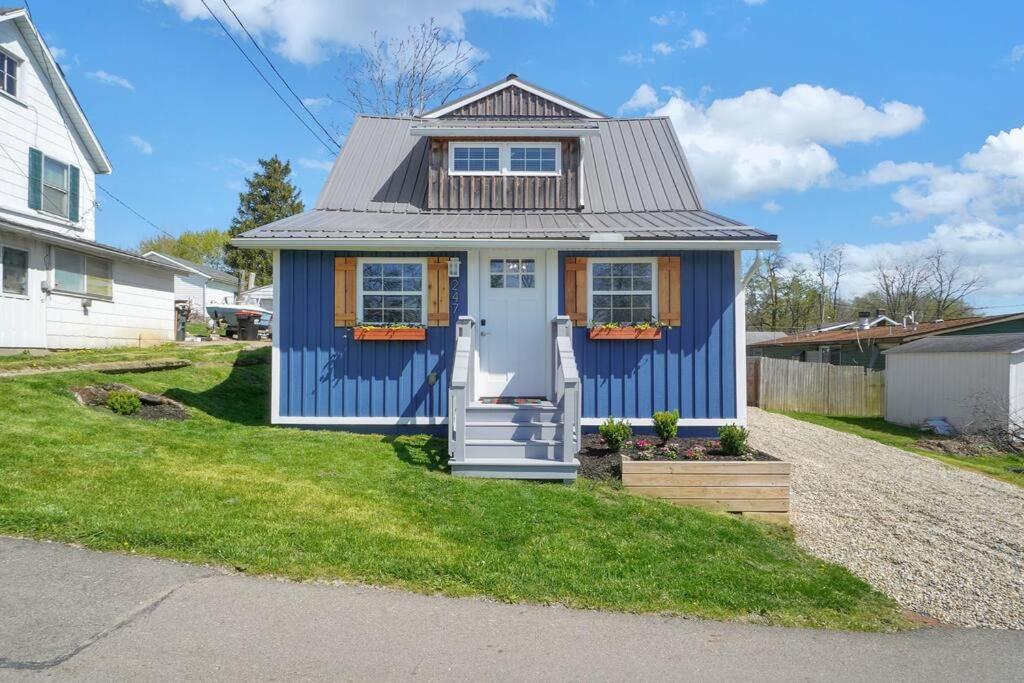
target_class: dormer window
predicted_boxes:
[0,48,17,97]
[449,142,561,176]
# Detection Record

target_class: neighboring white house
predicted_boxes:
[0,7,185,350]
[143,252,238,319]
[238,282,273,313]
[884,333,1024,434]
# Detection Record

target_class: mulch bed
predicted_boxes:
[577,434,777,482]
[71,383,189,421]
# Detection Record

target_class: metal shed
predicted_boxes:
[883,333,1024,433]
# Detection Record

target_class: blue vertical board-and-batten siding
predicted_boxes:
[277,250,466,418]
[559,251,737,420]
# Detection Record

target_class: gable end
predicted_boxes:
[443,85,579,118]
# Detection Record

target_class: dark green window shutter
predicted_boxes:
[68,165,80,222]
[27,148,42,210]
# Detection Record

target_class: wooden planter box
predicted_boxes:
[353,327,426,341]
[621,456,791,524]
[588,327,663,340]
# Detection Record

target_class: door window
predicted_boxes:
[489,259,535,289]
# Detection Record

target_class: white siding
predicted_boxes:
[1011,356,1024,427]
[46,257,175,348]
[206,280,236,305]
[173,274,236,318]
[0,19,98,240]
[885,352,1012,431]
[0,228,46,347]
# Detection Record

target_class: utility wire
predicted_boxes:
[218,0,339,149]
[96,184,175,239]
[199,0,339,153]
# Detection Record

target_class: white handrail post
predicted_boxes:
[449,316,475,464]
[552,315,580,462]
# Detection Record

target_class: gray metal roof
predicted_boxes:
[237,113,774,243]
[144,252,237,286]
[884,333,1024,355]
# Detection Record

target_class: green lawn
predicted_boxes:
[0,348,907,631]
[779,412,1024,488]
[0,342,250,372]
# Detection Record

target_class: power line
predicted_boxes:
[96,184,175,239]
[218,0,339,149]
[199,0,339,153]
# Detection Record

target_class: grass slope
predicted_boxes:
[780,412,1024,488]
[0,348,906,631]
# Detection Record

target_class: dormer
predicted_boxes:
[410,75,606,211]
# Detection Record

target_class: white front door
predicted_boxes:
[478,250,547,398]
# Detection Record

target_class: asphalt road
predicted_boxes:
[1,536,1021,681]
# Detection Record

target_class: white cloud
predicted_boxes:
[618,84,659,114]
[162,0,552,65]
[680,28,708,50]
[128,135,153,155]
[87,70,135,90]
[646,83,924,200]
[297,157,334,172]
[864,160,941,184]
[48,46,66,61]
[1008,44,1024,63]
[651,42,674,56]
[761,200,782,213]
[962,127,1024,177]
[650,10,684,26]
[301,96,331,110]
[743,0,766,5]
[618,50,653,65]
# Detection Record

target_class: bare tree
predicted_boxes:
[829,245,846,316]
[873,253,931,318]
[339,20,482,116]
[925,248,982,320]
[810,242,847,325]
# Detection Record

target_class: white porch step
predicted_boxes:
[465,402,557,423]
[451,458,579,480]
[464,421,563,441]
[464,438,563,460]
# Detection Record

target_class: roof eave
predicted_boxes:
[231,236,779,251]
[1,222,188,273]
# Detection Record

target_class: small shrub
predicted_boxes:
[718,425,749,456]
[107,390,141,416]
[599,417,633,451]
[652,409,680,442]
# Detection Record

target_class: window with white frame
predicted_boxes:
[449,142,560,176]
[357,258,426,324]
[0,49,17,98]
[589,259,657,325]
[1,246,28,296]
[42,156,70,218]
[489,258,536,288]
[53,248,113,298]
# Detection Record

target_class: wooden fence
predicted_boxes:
[747,357,885,416]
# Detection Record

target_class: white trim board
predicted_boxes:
[270,249,281,422]
[420,77,605,119]
[273,416,446,426]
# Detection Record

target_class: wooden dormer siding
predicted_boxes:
[426,138,581,210]
[440,85,580,118]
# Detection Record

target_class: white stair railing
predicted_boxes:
[448,316,475,463]
[553,316,581,462]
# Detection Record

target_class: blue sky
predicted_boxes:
[24,0,1024,309]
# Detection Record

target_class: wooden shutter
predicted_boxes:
[564,256,588,327]
[27,148,42,211]
[68,165,80,222]
[427,257,450,327]
[334,257,356,326]
[658,256,681,327]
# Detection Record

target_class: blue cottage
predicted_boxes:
[234,75,779,480]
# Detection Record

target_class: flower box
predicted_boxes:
[588,326,663,340]
[620,455,791,524]
[353,327,426,341]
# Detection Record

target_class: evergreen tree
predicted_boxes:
[225,157,304,285]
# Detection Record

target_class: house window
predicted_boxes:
[452,145,500,173]
[42,156,70,218]
[449,142,561,176]
[2,247,28,296]
[589,259,657,325]
[489,258,535,288]
[0,49,16,97]
[357,259,426,324]
[53,248,113,298]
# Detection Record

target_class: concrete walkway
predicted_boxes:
[1,537,1021,681]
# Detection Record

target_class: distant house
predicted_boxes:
[231,74,779,480]
[748,311,1024,370]
[238,282,273,313]
[885,333,1024,433]
[143,252,237,319]
[0,8,185,350]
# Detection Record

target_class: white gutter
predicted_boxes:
[409,128,600,138]
[231,237,780,252]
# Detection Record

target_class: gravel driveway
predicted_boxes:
[748,408,1024,630]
